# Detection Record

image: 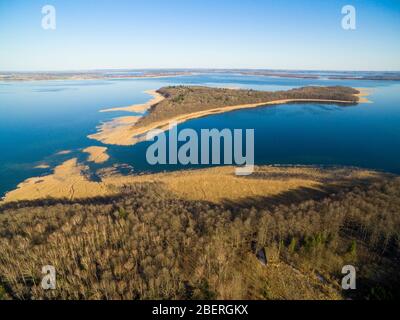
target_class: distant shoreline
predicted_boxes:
[0,72,193,82]
[1,69,400,82]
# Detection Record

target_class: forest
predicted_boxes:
[0,170,399,300]
[136,85,360,127]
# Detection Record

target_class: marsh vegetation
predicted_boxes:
[137,86,360,127]
[0,168,399,300]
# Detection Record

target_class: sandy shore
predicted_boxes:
[88,116,142,145]
[88,90,166,145]
[89,94,368,146]
[355,88,373,103]
[100,90,165,114]
[83,146,110,163]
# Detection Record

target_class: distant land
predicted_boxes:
[0,70,192,81]
[1,69,400,81]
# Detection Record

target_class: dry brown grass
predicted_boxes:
[2,161,381,205]
[106,165,381,203]
[3,159,110,202]
[82,146,110,164]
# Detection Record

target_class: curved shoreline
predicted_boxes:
[0,88,375,203]
[87,90,165,145]
[355,88,373,103]
[89,91,370,146]
[99,90,165,114]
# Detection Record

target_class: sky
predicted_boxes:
[0,0,399,71]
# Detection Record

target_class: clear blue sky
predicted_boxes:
[0,0,399,71]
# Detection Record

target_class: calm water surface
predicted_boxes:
[0,74,399,197]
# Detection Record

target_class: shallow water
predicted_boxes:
[0,74,399,197]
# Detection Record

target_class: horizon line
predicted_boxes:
[1,67,400,73]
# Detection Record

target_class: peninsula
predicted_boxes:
[89,85,368,146]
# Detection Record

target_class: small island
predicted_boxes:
[89,85,368,146]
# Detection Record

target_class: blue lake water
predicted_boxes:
[0,74,400,197]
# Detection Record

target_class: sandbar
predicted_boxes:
[34,164,50,169]
[100,90,165,114]
[88,116,142,145]
[56,150,72,155]
[355,88,373,103]
[83,146,110,163]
